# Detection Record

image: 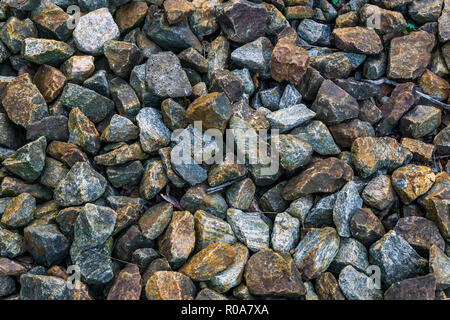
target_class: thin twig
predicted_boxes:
[362,78,450,110]
[205,176,247,194]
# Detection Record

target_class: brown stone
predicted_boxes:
[429,244,450,289]
[401,137,435,162]
[138,160,168,201]
[33,65,66,103]
[186,92,232,133]
[391,164,436,204]
[335,11,359,28]
[209,69,243,103]
[113,204,142,236]
[2,74,48,128]
[195,288,228,300]
[60,55,95,83]
[244,249,306,298]
[329,119,375,148]
[104,40,142,78]
[179,242,235,281]
[418,69,449,102]
[164,0,195,25]
[387,31,435,80]
[359,4,406,36]
[351,137,413,178]
[311,79,359,125]
[138,202,173,240]
[107,264,142,300]
[284,6,314,20]
[68,107,101,155]
[115,1,148,33]
[217,0,268,44]
[361,175,396,211]
[350,208,385,247]
[157,211,195,269]
[384,274,436,300]
[332,27,383,55]
[145,271,196,300]
[395,215,445,256]
[376,82,416,136]
[0,258,26,276]
[282,157,354,200]
[315,272,345,300]
[270,38,309,86]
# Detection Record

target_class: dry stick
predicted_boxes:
[205,175,247,194]
[362,78,450,110]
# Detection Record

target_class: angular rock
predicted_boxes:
[387,31,435,80]
[145,271,196,300]
[2,74,48,128]
[391,164,435,204]
[293,227,340,280]
[266,104,315,133]
[217,0,268,43]
[2,136,46,182]
[245,249,306,298]
[292,120,340,155]
[282,157,353,200]
[226,209,270,252]
[311,80,359,125]
[384,274,436,300]
[21,38,74,66]
[136,108,171,153]
[399,105,442,139]
[270,38,309,85]
[332,27,383,55]
[138,202,173,240]
[333,181,363,237]
[19,274,73,300]
[107,263,141,300]
[60,55,95,83]
[362,175,396,211]
[1,193,35,229]
[68,108,100,155]
[429,244,450,289]
[104,40,142,78]
[33,64,66,103]
[271,212,300,252]
[180,184,228,219]
[24,224,69,267]
[54,162,107,207]
[73,8,120,55]
[351,137,412,178]
[157,211,195,269]
[369,230,428,287]
[338,265,383,300]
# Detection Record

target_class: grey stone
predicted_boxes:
[369,230,428,287]
[230,37,273,78]
[279,84,302,109]
[54,162,107,207]
[304,193,337,228]
[136,108,171,153]
[338,265,383,300]
[73,8,120,55]
[145,51,192,98]
[226,208,270,252]
[0,227,25,258]
[2,137,46,183]
[0,275,15,297]
[292,120,340,155]
[24,224,69,267]
[59,83,115,124]
[1,193,35,229]
[266,104,316,133]
[19,274,73,300]
[333,181,363,237]
[329,237,369,273]
[271,212,300,252]
[297,19,330,46]
[293,227,340,280]
[286,195,314,224]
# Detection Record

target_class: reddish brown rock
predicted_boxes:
[270,38,309,86]
[244,249,306,298]
[315,272,346,300]
[282,157,353,200]
[157,211,195,269]
[284,6,314,20]
[186,92,232,133]
[391,164,436,204]
[332,27,383,55]
[217,0,268,44]
[418,69,449,102]
[145,271,196,300]
[0,258,27,276]
[329,119,375,148]
[400,138,435,162]
[350,208,385,247]
[387,31,435,80]
[384,274,436,300]
[376,82,416,136]
[2,74,48,128]
[107,264,142,300]
[179,242,236,281]
[164,0,194,25]
[209,69,244,103]
[394,216,445,255]
[33,65,66,103]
